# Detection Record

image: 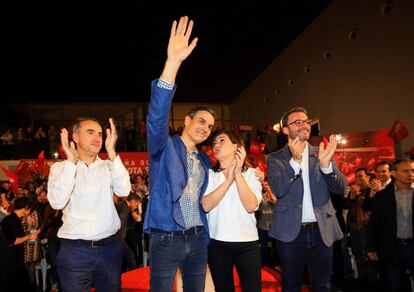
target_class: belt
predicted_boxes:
[301,222,318,229]
[397,238,413,245]
[62,234,117,248]
[151,226,204,236]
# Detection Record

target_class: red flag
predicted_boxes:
[249,141,265,155]
[388,119,409,143]
[1,166,19,193]
[29,150,50,178]
[14,161,32,184]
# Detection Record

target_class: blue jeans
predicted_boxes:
[56,236,122,292]
[149,227,208,292]
[276,224,333,292]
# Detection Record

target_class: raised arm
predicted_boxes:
[234,147,261,213]
[47,128,77,209]
[160,16,198,84]
[147,16,198,156]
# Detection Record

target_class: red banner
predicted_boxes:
[98,152,149,175]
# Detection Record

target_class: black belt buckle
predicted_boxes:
[183,226,203,236]
[301,222,318,229]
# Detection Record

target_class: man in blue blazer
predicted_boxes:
[267,107,347,292]
[143,16,215,292]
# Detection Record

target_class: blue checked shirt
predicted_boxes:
[157,79,205,228]
[179,150,205,228]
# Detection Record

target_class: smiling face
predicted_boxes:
[375,164,391,183]
[73,120,103,157]
[182,110,215,146]
[282,111,311,142]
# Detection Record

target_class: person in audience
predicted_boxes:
[21,202,43,285]
[43,203,63,292]
[345,167,373,280]
[47,117,131,292]
[267,107,347,292]
[125,193,144,267]
[202,129,262,292]
[1,196,40,291]
[256,179,278,269]
[115,195,138,271]
[366,159,414,292]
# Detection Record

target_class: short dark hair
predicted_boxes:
[355,167,372,177]
[127,193,140,202]
[280,107,308,128]
[392,158,414,170]
[72,117,102,133]
[375,160,392,171]
[211,129,248,173]
[187,106,216,119]
[13,196,30,210]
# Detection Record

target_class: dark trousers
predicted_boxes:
[208,239,261,292]
[348,223,367,278]
[382,240,414,292]
[56,236,122,292]
[276,224,333,292]
[121,240,137,271]
[149,227,208,292]
[47,238,61,284]
[258,228,279,268]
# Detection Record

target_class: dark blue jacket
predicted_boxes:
[267,144,347,246]
[143,80,211,233]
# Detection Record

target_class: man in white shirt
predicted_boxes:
[48,117,131,292]
[267,107,347,292]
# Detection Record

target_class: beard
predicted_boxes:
[291,128,310,141]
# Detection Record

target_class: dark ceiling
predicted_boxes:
[4,0,332,103]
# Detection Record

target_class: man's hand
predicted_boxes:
[60,128,78,163]
[368,178,382,197]
[160,16,198,84]
[288,137,306,163]
[367,252,378,261]
[318,134,337,168]
[349,184,361,199]
[105,118,118,160]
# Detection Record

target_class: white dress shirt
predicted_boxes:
[205,168,262,242]
[48,156,131,240]
[289,143,333,223]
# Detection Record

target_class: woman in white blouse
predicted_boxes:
[202,130,262,292]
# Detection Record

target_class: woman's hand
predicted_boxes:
[233,146,246,176]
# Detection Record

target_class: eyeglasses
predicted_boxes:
[287,119,312,127]
[399,169,414,174]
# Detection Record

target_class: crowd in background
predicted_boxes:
[0,121,148,160]
[1,133,413,291]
